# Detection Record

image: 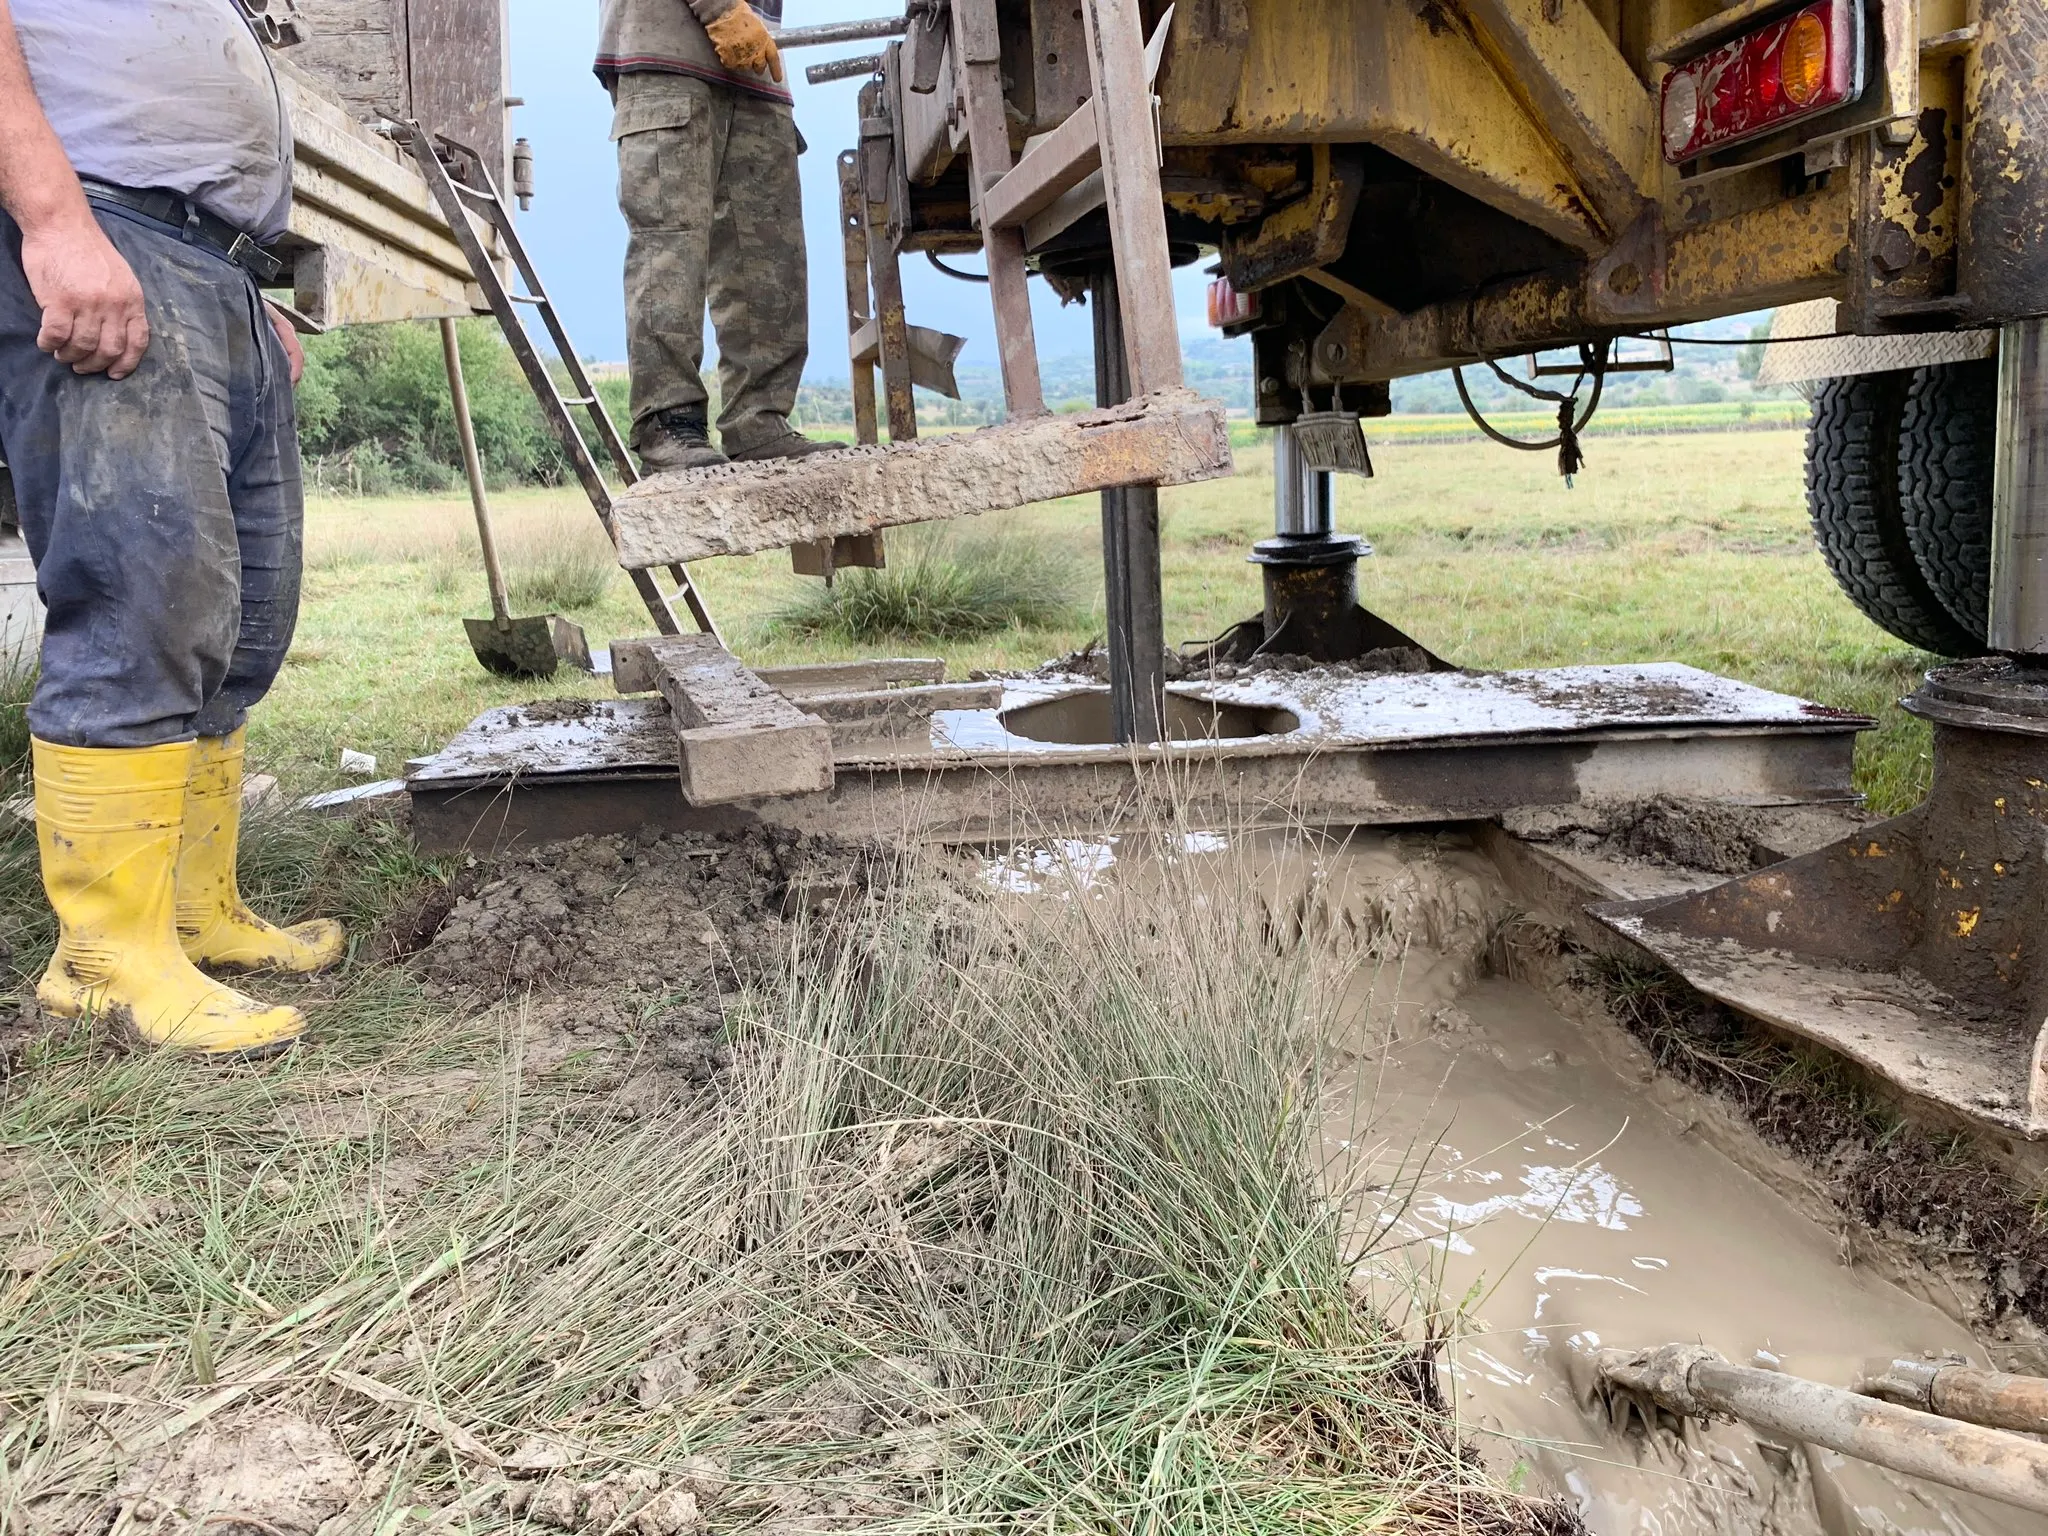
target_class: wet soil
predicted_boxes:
[1235,831,2048,1534]
[1506,797,1787,877]
[415,825,879,1088]
[1586,957,2048,1338]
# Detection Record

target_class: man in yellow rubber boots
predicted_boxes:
[0,0,344,1054]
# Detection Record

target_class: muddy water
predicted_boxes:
[1304,840,2041,1536]
[985,829,2041,1533]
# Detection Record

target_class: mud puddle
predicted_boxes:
[1302,839,2039,1535]
[1007,828,2041,1534]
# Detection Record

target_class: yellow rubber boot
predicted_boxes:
[178,728,346,976]
[32,738,305,1054]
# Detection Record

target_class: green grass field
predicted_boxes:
[258,425,1935,815]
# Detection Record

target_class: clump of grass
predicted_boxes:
[765,525,1090,643]
[505,521,617,612]
[0,654,31,796]
[0,826,1552,1534]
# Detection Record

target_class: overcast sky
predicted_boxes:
[504,0,1219,374]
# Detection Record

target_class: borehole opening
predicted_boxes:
[999,687,1301,744]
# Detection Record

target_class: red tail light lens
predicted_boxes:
[1207,277,1258,329]
[1659,0,1863,164]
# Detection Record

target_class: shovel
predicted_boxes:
[439,319,589,679]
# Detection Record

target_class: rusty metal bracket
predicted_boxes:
[1218,145,1365,293]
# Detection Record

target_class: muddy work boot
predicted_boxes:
[32,738,305,1056]
[636,407,728,473]
[725,425,839,463]
[179,727,347,976]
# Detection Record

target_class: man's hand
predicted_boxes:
[704,5,784,82]
[19,213,149,378]
[264,301,304,387]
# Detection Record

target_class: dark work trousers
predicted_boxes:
[0,205,301,748]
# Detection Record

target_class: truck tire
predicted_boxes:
[1806,371,1981,656]
[1899,358,1996,643]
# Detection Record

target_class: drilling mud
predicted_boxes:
[1243,831,2048,1535]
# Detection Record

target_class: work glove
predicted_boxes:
[704,4,784,82]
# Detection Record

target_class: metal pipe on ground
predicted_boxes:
[1596,1345,2048,1516]
[1859,1359,2048,1437]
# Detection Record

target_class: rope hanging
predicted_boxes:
[1451,338,1610,486]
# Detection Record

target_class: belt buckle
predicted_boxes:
[226,232,283,283]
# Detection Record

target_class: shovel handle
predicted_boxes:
[440,318,513,630]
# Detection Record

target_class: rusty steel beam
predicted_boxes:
[1455,0,1660,238]
[1080,0,1184,396]
[951,0,1047,417]
[980,106,1103,231]
[1599,1346,2048,1516]
[836,152,881,447]
[1311,172,1854,383]
[858,80,919,442]
[1154,0,1604,254]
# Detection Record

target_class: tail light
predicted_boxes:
[1207,277,1258,329]
[1660,0,1864,165]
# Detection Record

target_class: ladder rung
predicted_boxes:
[510,292,545,305]
[561,395,597,407]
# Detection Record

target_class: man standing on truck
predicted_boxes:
[0,0,346,1055]
[598,0,832,470]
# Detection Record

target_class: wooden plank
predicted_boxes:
[981,108,1102,230]
[611,388,1233,568]
[408,0,513,191]
[288,0,410,122]
[837,152,881,447]
[759,658,947,694]
[632,637,835,805]
[291,242,474,327]
[285,204,477,319]
[613,649,945,698]
[1079,0,1182,395]
[859,78,919,442]
[803,683,1003,744]
[951,0,1047,417]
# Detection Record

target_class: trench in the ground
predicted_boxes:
[988,827,2041,1536]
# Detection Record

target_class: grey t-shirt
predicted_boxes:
[11,0,293,241]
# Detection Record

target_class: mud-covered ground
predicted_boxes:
[411,824,881,1094]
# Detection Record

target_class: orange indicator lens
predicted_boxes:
[1780,12,1828,106]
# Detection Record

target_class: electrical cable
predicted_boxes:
[927,252,989,283]
[1452,338,1609,482]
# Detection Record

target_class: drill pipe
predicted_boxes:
[1859,1359,2048,1438]
[1595,1345,2048,1516]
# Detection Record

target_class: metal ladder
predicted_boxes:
[401,125,719,641]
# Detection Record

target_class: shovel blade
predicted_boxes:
[550,616,595,672]
[464,615,562,678]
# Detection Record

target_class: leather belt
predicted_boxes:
[79,180,285,284]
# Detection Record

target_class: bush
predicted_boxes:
[298,320,570,494]
[764,525,1090,643]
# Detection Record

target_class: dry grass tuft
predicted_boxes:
[0,817,1553,1535]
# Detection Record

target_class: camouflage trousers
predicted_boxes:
[613,71,808,457]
